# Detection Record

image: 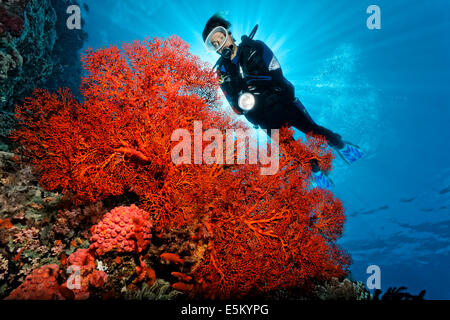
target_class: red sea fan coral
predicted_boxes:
[10,35,350,298]
[168,127,351,299]
[89,205,152,256]
[10,36,241,205]
[9,87,91,202]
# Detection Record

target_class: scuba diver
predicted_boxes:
[202,13,365,189]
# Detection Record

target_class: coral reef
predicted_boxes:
[0,254,8,281]
[0,0,429,297]
[4,248,108,300]
[0,1,29,37]
[0,151,47,218]
[9,35,351,299]
[0,113,16,151]
[50,201,104,239]
[135,256,156,286]
[0,149,110,298]
[124,279,183,300]
[181,132,349,299]
[313,277,371,300]
[89,205,152,256]
[0,152,426,301]
[62,248,108,300]
[0,0,87,151]
[5,264,64,300]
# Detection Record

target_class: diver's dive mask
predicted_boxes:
[204,26,233,58]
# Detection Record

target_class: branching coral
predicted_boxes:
[11,36,350,299]
[10,36,241,206]
[135,256,156,286]
[12,226,48,257]
[50,201,105,238]
[116,127,347,298]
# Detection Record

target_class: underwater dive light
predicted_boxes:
[238,92,256,111]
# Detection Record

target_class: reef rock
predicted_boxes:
[0,0,87,150]
[5,264,64,300]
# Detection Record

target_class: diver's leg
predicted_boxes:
[260,124,294,141]
[288,98,345,149]
[260,120,321,173]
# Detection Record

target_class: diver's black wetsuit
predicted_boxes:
[217,37,344,149]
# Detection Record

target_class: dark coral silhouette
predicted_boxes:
[373,286,426,301]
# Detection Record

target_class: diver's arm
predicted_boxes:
[244,39,295,100]
[218,71,243,115]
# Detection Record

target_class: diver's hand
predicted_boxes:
[231,105,243,115]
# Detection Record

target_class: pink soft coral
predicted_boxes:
[63,248,107,300]
[89,204,152,256]
[5,264,64,300]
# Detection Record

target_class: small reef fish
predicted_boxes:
[0,219,13,229]
[160,253,184,265]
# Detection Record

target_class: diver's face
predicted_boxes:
[211,31,235,54]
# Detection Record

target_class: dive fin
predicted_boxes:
[335,141,366,165]
[311,170,335,190]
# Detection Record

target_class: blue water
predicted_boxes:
[79,0,450,299]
